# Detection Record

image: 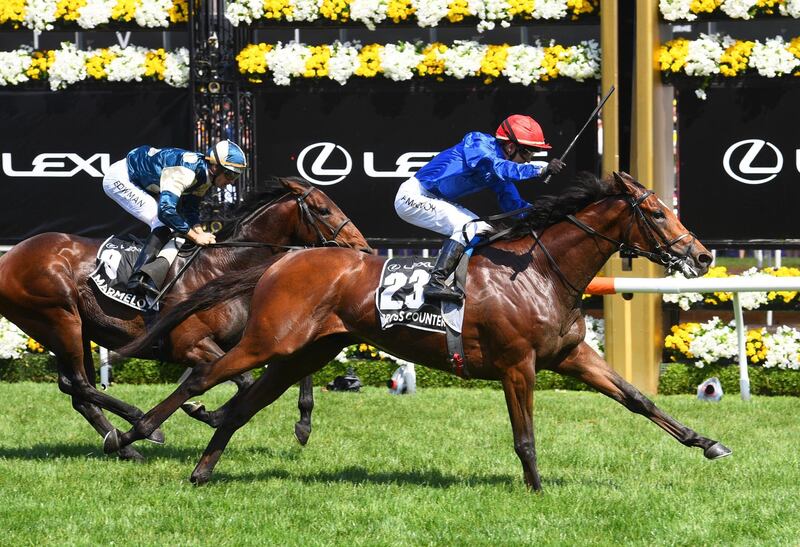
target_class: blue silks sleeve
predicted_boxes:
[158,191,191,233]
[491,182,531,213]
[179,194,202,228]
[462,132,544,184]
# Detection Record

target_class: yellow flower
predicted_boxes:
[542,45,568,81]
[355,44,382,77]
[755,0,780,14]
[27,338,45,353]
[169,0,189,22]
[719,40,754,77]
[658,38,689,74]
[263,0,293,19]
[387,0,414,22]
[789,37,800,76]
[567,0,598,19]
[416,43,447,76]
[112,0,140,22]
[745,329,767,364]
[236,43,271,76]
[25,51,49,80]
[664,322,701,359]
[447,0,470,22]
[507,0,534,18]
[55,0,86,21]
[765,266,800,304]
[321,0,350,21]
[145,48,167,80]
[86,48,117,80]
[480,44,508,78]
[0,0,26,27]
[689,0,721,15]
[304,45,330,78]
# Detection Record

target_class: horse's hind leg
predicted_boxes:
[555,342,731,459]
[294,375,314,446]
[500,357,542,491]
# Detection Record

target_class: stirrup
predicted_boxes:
[423,283,463,303]
[127,274,160,298]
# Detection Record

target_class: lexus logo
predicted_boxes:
[296,142,352,185]
[722,139,783,185]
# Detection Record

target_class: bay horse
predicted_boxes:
[107,172,730,488]
[0,177,371,461]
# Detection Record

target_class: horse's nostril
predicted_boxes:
[697,253,713,266]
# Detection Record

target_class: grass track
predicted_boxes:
[0,383,798,545]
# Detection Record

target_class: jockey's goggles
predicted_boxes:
[515,144,539,162]
[221,167,241,181]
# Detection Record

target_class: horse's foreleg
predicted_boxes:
[501,359,541,491]
[556,342,731,459]
[294,375,314,446]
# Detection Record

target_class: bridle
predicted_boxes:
[565,189,700,277]
[295,186,352,247]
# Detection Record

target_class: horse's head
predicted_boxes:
[280,177,373,254]
[608,172,712,277]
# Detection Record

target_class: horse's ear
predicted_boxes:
[611,171,630,194]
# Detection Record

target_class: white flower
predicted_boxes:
[380,42,422,81]
[684,33,727,77]
[557,40,601,82]
[76,0,115,28]
[762,326,800,370]
[0,49,32,86]
[470,0,512,32]
[584,316,605,357]
[164,47,190,87]
[350,0,388,30]
[779,0,800,17]
[532,0,568,19]
[659,0,695,21]
[328,41,359,85]
[442,40,486,79]
[48,42,89,90]
[689,317,738,367]
[265,42,310,86]
[735,268,771,310]
[105,45,148,82]
[23,0,58,31]
[0,317,28,360]
[225,0,265,25]
[291,0,324,21]
[412,0,449,27]
[694,88,707,100]
[719,0,758,19]
[749,37,800,78]
[503,44,546,85]
[135,0,173,27]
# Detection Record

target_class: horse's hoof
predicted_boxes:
[146,428,165,445]
[103,428,122,454]
[119,446,145,462]
[182,401,205,417]
[294,422,311,447]
[190,469,211,486]
[704,442,732,460]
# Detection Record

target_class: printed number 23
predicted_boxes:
[380,269,430,310]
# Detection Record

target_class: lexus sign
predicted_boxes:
[722,139,784,185]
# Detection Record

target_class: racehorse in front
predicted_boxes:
[107,172,730,488]
[0,177,371,461]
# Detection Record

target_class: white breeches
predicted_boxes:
[102,158,165,231]
[394,177,490,246]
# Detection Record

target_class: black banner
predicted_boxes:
[0,89,190,245]
[256,82,600,244]
[678,84,800,243]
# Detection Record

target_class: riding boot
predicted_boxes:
[126,226,172,297]
[423,239,467,303]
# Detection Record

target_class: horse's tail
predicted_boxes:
[118,263,272,357]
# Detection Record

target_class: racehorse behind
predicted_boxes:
[108,172,730,489]
[0,176,371,461]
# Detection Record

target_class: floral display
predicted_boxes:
[224,0,598,30]
[0,43,190,90]
[662,266,800,311]
[1,0,188,31]
[665,317,800,370]
[236,39,600,86]
[659,34,800,98]
[660,0,800,21]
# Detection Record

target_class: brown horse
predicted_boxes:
[107,172,730,488]
[0,177,371,461]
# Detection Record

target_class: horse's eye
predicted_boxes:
[319,208,331,216]
[652,210,666,220]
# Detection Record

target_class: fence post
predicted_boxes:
[99,347,111,390]
[732,293,751,401]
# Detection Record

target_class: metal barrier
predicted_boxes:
[587,276,800,401]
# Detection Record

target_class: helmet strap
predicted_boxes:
[501,119,520,146]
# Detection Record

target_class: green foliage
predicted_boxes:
[659,362,800,396]
[110,358,187,385]
[0,353,57,382]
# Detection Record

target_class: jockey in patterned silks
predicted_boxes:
[102,140,247,297]
[394,115,565,303]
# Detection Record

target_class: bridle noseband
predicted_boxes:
[295,186,352,247]
[566,189,700,277]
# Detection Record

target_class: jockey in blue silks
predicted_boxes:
[394,115,564,303]
[102,140,247,297]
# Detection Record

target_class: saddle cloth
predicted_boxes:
[374,256,465,334]
[89,236,156,312]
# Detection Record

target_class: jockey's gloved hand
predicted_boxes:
[542,158,566,177]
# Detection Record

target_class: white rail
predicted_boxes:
[588,276,800,401]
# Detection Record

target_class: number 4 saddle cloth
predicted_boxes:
[374,255,466,335]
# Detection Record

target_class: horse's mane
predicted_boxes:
[211,176,303,241]
[484,172,619,241]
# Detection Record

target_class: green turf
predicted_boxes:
[0,383,798,546]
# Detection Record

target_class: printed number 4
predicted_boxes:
[380,269,431,311]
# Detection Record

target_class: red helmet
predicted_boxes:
[495,114,551,149]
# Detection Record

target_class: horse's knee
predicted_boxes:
[57,375,73,395]
[625,390,656,416]
[513,439,536,461]
[298,393,314,413]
